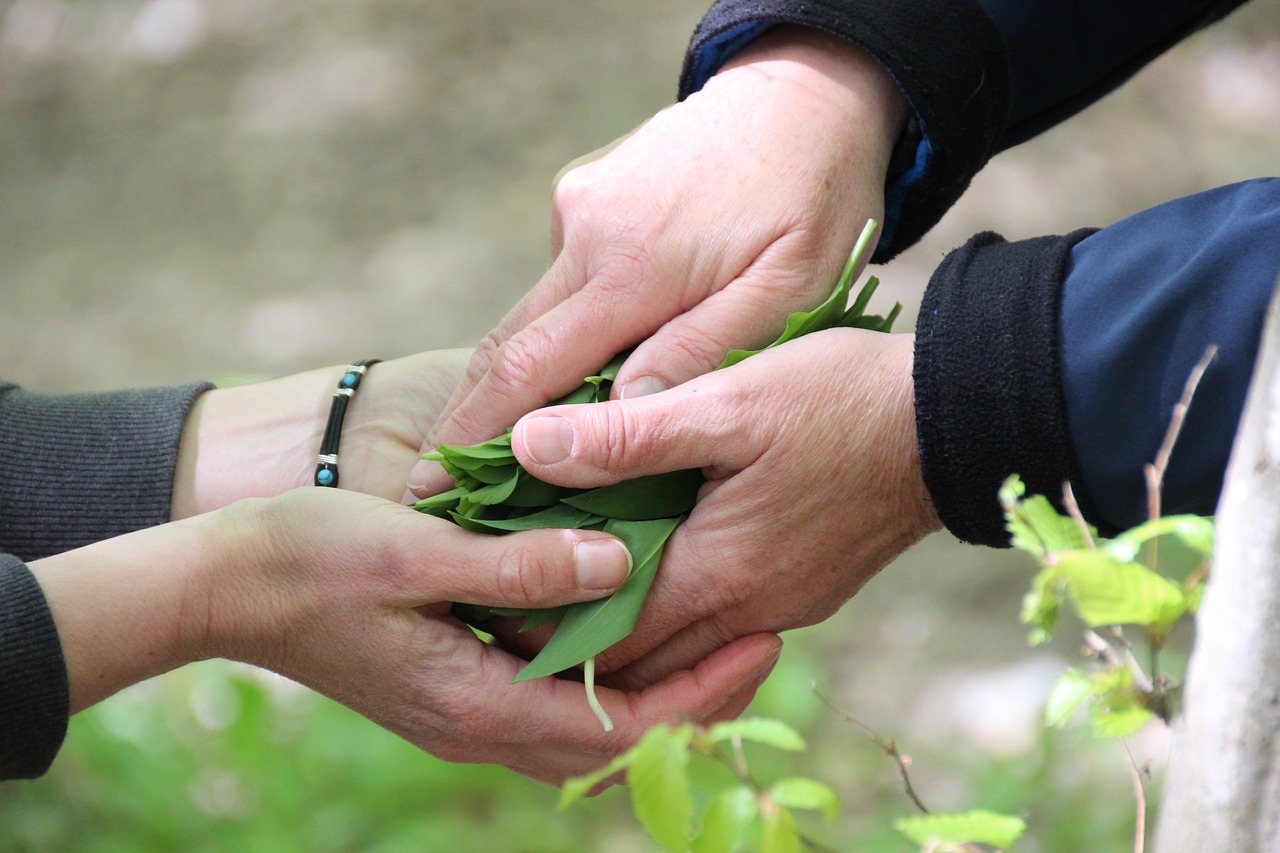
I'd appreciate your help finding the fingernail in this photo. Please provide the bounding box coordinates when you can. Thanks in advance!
[407,459,440,492]
[619,376,668,399]
[520,416,574,465]
[575,538,633,590]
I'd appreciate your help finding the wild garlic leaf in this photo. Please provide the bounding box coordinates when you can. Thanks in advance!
[562,470,704,520]
[510,517,681,682]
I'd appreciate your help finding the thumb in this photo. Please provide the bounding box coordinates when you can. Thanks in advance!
[510,376,765,488]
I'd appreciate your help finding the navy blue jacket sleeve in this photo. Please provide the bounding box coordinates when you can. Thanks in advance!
[916,179,1280,545]
[682,0,1250,259]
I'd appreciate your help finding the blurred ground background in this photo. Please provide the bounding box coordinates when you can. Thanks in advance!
[1,0,1277,850]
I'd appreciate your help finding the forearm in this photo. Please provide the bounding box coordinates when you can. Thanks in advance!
[0,382,211,561]
[27,516,222,713]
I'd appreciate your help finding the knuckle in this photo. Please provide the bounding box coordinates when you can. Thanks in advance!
[495,542,550,604]
[487,328,552,398]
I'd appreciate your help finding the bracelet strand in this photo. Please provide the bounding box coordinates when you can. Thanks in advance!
[314,359,381,488]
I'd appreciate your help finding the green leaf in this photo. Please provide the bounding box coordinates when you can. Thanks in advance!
[518,606,566,632]
[1000,475,1094,558]
[429,433,515,463]
[1020,567,1065,645]
[412,485,468,517]
[628,725,695,852]
[760,804,800,853]
[1044,668,1093,728]
[463,473,521,506]
[1105,514,1215,564]
[895,810,1027,849]
[1090,703,1154,739]
[559,748,637,809]
[503,471,580,507]
[1056,550,1188,629]
[562,469,704,520]
[706,718,806,752]
[768,778,839,821]
[691,786,757,853]
[511,517,681,681]
[449,503,598,533]
[717,220,894,371]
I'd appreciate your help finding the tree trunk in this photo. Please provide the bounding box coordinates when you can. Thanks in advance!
[1156,284,1280,851]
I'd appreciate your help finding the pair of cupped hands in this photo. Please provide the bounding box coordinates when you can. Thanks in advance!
[35,28,940,786]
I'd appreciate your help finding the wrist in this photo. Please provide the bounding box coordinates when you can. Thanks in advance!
[718,25,908,173]
[171,369,333,519]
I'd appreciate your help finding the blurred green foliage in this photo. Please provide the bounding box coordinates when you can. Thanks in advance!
[2,635,1151,852]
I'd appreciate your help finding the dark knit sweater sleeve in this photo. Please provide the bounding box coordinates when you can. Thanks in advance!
[913,230,1096,547]
[1,553,69,780]
[680,0,1011,261]
[0,381,212,562]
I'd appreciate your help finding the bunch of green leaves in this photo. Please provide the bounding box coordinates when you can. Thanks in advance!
[1000,475,1213,737]
[414,220,899,728]
[561,717,839,853]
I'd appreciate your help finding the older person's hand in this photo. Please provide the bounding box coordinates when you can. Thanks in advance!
[505,329,940,687]
[410,26,907,496]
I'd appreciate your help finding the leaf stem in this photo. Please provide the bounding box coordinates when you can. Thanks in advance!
[583,657,614,732]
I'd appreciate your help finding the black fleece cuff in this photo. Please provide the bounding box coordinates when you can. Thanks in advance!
[914,229,1097,547]
[0,381,213,561]
[680,0,1011,260]
[0,554,69,780]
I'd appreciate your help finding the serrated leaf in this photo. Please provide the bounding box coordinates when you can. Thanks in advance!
[1000,475,1093,558]
[562,469,704,520]
[511,517,681,681]
[769,778,839,821]
[629,725,695,851]
[1044,668,1093,728]
[1056,550,1188,629]
[560,748,638,809]
[1020,567,1065,645]
[691,786,757,853]
[760,804,800,853]
[1090,704,1154,739]
[1105,514,1215,564]
[895,810,1027,849]
[706,718,806,752]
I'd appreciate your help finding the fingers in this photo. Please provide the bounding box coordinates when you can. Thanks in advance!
[423,524,636,610]
[434,631,783,783]
[510,372,768,488]
[609,237,830,401]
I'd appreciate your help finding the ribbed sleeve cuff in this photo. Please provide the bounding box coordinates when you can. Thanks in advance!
[679,0,1011,260]
[1,554,69,780]
[913,229,1096,546]
[0,382,213,561]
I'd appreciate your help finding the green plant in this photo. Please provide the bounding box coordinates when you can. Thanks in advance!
[415,220,899,729]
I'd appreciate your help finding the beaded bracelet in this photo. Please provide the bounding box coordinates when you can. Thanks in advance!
[314,359,381,488]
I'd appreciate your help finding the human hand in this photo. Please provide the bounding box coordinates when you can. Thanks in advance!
[173,349,471,518]
[410,27,908,495]
[505,329,941,687]
[32,487,782,784]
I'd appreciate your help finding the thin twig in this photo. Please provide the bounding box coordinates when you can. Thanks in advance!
[1085,628,1154,694]
[1062,480,1096,548]
[811,683,930,815]
[1145,344,1219,524]
[1118,739,1150,853]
